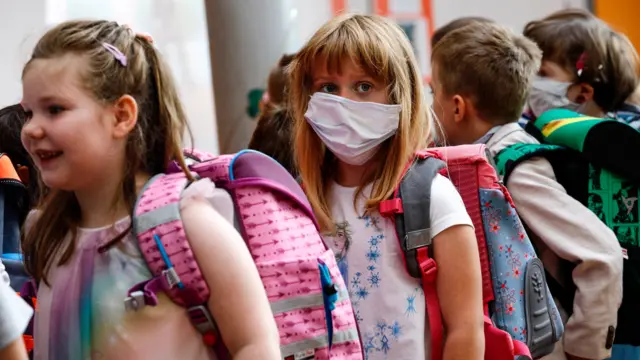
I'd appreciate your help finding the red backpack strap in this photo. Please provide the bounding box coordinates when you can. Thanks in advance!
[380,153,446,360]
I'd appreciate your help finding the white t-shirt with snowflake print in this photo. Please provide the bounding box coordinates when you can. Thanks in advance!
[323,174,473,360]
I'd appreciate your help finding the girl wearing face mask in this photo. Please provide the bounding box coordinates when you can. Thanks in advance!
[289,14,484,360]
[521,9,639,128]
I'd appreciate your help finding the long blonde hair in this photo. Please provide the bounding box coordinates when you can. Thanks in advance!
[289,14,431,232]
[22,20,192,284]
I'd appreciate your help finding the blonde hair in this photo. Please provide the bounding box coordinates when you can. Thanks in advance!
[22,20,192,284]
[289,14,430,232]
[524,9,639,112]
[432,21,542,123]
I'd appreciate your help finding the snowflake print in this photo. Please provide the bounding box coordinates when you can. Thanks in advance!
[390,321,402,340]
[517,232,526,242]
[351,272,362,288]
[368,272,381,287]
[368,234,384,247]
[363,319,403,356]
[360,215,382,231]
[356,287,370,300]
[490,221,501,233]
[367,265,376,272]
[405,294,417,316]
[512,267,521,279]
[366,248,381,263]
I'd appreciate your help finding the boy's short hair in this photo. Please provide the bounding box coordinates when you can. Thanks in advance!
[432,22,542,123]
[431,16,495,48]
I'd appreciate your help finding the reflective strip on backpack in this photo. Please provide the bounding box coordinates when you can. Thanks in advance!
[135,202,182,234]
[270,288,349,315]
[280,328,360,357]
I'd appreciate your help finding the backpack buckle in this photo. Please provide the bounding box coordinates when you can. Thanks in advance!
[187,305,217,335]
[419,258,438,283]
[124,291,146,312]
[380,198,403,217]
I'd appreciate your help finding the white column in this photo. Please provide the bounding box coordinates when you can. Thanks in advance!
[0,0,46,107]
[205,0,305,154]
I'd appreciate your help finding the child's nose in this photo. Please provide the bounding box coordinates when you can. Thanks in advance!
[22,120,44,140]
[338,89,359,102]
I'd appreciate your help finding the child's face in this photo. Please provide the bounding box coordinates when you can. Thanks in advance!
[21,54,122,192]
[311,58,388,104]
[537,60,588,106]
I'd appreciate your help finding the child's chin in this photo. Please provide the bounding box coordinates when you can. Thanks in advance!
[40,175,73,192]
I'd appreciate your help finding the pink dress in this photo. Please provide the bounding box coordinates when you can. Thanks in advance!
[33,179,233,360]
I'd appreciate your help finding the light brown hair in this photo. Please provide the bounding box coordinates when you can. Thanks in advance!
[248,54,297,176]
[524,9,639,112]
[432,21,542,123]
[22,20,192,284]
[431,16,495,48]
[289,14,430,232]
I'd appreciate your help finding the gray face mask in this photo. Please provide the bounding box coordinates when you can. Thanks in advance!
[528,76,583,118]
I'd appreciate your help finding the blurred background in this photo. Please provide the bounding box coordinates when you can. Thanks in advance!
[1,0,636,155]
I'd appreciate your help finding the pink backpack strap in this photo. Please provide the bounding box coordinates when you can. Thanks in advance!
[126,172,220,347]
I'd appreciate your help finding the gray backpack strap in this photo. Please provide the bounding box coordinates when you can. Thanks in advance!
[380,156,446,278]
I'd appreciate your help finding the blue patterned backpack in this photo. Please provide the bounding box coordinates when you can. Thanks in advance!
[379,144,564,359]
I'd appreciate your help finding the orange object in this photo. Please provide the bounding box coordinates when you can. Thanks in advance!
[0,154,21,182]
[331,0,346,15]
[595,0,640,54]
[23,335,34,352]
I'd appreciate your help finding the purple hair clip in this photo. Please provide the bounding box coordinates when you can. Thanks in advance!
[102,43,127,67]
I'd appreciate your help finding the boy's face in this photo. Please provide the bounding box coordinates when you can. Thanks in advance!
[430,64,463,145]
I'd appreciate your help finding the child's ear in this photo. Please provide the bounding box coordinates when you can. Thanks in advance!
[573,83,595,104]
[112,95,138,139]
[452,95,466,123]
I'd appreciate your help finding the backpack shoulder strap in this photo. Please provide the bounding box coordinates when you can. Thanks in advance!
[129,173,219,347]
[380,155,445,277]
[494,143,565,184]
[380,153,446,360]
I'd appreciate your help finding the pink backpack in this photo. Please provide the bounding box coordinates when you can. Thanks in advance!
[125,149,364,359]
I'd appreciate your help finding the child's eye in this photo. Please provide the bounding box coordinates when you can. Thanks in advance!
[355,82,373,93]
[320,84,338,93]
[48,105,65,115]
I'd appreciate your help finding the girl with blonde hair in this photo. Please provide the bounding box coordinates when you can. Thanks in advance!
[289,14,484,360]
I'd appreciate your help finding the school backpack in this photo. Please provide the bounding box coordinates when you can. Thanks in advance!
[494,108,640,350]
[379,144,564,360]
[126,149,364,359]
[0,153,35,355]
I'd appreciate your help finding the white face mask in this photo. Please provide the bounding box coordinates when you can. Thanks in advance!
[304,92,401,166]
[528,76,582,118]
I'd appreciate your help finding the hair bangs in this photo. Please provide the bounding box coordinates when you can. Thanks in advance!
[300,17,394,85]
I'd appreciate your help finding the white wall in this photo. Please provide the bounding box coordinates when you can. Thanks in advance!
[433,0,587,32]
[0,0,218,155]
[0,1,45,108]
